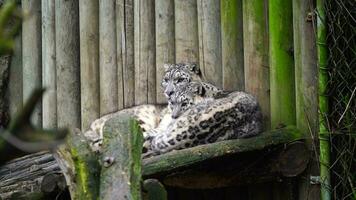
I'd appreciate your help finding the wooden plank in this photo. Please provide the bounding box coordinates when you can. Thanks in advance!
[8,34,22,118]
[22,0,42,127]
[55,0,80,128]
[155,0,175,104]
[134,0,156,105]
[79,0,100,130]
[174,0,199,63]
[269,0,295,128]
[99,0,118,115]
[293,1,320,200]
[243,0,270,129]
[41,0,56,129]
[197,0,222,86]
[115,1,124,110]
[221,0,244,91]
[100,115,143,200]
[143,126,304,176]
[116,0,135,108]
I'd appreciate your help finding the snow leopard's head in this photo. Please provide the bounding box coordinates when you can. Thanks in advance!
[161,63,202,100]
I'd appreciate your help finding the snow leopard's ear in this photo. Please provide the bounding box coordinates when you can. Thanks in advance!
[163,63,173,71]
[188,63,201,76]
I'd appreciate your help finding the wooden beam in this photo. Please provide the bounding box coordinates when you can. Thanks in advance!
[55,0,80,128]
[143,126,304,176]
[79,0,100,130]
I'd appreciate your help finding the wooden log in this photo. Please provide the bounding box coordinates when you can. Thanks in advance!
[293,1,320,200]
[269,0,295,128]
[99,0,118,115]
[116,0,135,108]
[79,0,100,130]
[22,0,42,127]
[100,114,143,200]
[143,126,304,176]
[155,0,175,104]
[134,0,156,105]
[221,0,244,91]
[197,0,222,87]
[55,0,80,129]
[160,142,309,189]
[67,129,101,199]
[174,0,199,63]
[243,0,270,129]
[8,32,22,119]
[41,0,56,129]
[0,152,63,199]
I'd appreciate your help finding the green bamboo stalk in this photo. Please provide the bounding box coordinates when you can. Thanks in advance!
[317,0,331,199]
[269,0,295,128]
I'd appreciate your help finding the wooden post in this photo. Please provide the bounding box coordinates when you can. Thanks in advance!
[55,0,80,128]
[116,0,135,108]
[99,0,118,115]
[197,0,222,87]
[221,0,244,91]
[293,1,320,199]
[79,0,100,130]
[42,0,56,129]
[175,0,199,63]
[155,0,175,104]
[243,0,270,129]
[8,33,22,118]
[134,0,156,105]
[269,0,295,128]
[100,115,143,200]
[22,0,42,127]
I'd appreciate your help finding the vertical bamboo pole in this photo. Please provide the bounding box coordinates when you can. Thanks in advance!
[243,0,270,129]
[55,0,80,128]
[116,0,135,108]
[221,0,244,91]
[42,0,56,129]
[197,0,222,86]
[269,0,295,128]
[134,0,155,105]
[22,0,42,127]
[317,0,330,199]
[155,0,175,104]
[175,0,199,63]
[99,0,118,115]
[293,1,320,200]
[79,0,100,130]
[8,33,22,118]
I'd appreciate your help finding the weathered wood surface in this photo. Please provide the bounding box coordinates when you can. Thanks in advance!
[293,1,320,200]
[161,142,309,189]
[55,0,80,128]
[79,0,100,130]
[134,0,156,105]
[174,0,199,63]
[41,0,56,129]
[143,179,168,200]
[221,0,244,91]
[269,0,295,129]
[155,0,175,104]
[197,0,222,87]
[99,0,118,116]
[116,0,135,108]
[0,152,63,199]
[100,114,143,200]
[22,0,42,127]
[243,0,270,129]
[8,34,22,118]
[143,126,304,176]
